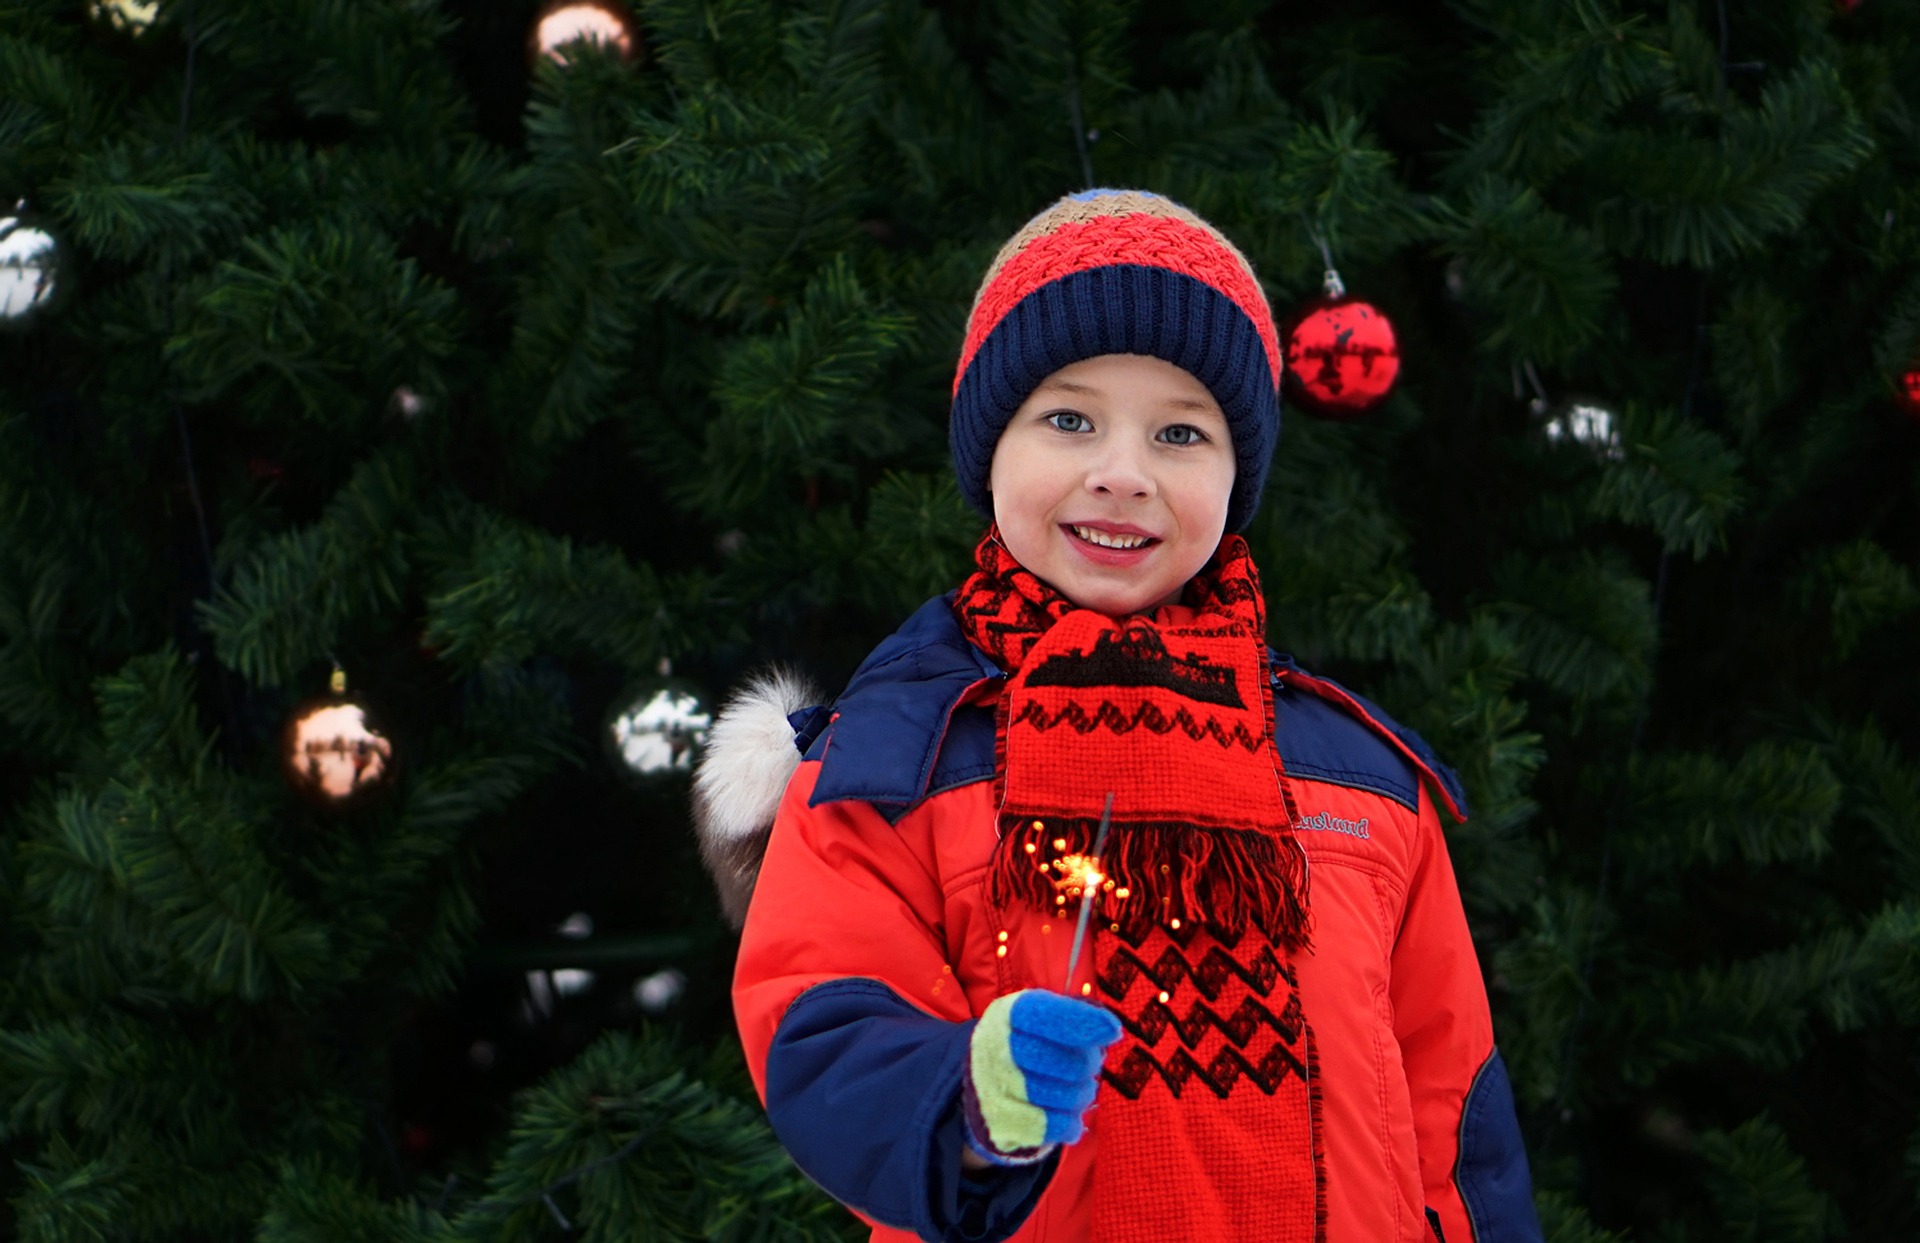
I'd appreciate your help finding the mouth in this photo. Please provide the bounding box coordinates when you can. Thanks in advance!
[1065,524,1159,553]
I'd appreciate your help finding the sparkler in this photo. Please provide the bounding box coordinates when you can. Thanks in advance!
[1063,793,1114,994]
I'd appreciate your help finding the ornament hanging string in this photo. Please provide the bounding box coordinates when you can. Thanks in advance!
[1302,219,1345,299]
[1515,359,1550,413]
[1067,80,1096,190]
[164,0,244,747]
[177,0,199,139]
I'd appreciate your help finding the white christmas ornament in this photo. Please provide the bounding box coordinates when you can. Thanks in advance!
[611,685,710,776]
[551,968,595,997]
[634,967,688,1014]
[1543,402,1625,462]
[0,212,58,323]
[90,0,159,31]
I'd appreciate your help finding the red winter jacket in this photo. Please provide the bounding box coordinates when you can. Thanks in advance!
[731,597,1541,1243]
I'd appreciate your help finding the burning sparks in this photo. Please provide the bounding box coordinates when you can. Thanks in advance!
[1050,852,1106,898]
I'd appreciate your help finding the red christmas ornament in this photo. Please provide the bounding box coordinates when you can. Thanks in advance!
[1898,366,1920,422]
[1282,273,1400,420]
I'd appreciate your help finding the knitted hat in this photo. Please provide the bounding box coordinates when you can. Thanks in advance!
[950,189,1282,533]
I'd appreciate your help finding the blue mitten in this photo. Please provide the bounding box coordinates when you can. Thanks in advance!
[963,989,1123,1165]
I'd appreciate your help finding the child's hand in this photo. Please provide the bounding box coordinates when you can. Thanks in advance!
[962,989,1122,1164]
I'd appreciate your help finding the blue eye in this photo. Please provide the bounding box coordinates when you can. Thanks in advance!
[1160,424,1207,446]
[1046,411,1092,433]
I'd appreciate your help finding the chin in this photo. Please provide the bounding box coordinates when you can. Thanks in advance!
[1057,579,1174,618]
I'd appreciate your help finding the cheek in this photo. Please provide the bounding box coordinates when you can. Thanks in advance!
[1185,458,1235,536]
[987,451,1037,540]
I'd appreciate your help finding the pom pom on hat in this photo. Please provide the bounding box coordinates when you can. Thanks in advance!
[950,189,1282,533]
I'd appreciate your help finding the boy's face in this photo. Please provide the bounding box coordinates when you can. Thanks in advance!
[988,353,1235,617]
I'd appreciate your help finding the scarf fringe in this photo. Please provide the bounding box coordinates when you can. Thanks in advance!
[990,813,1311,951]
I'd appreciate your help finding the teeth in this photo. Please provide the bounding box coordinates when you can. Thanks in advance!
[1072,525,1150,550]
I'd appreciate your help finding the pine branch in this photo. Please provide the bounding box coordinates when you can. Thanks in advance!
[1532,1189,1628,1243]
[277,0,465,135]
[17,652,331,1003]
[1695,1114,1840,1243]
[1493,883,1614,1109]
[1270,105,1424,263]
[1618,742,1841,876]
[446,1031,856,1242]
[258,1158,439,1243]
[11,1135,122,1243]
[1592,402,1746,560]
[985,0,1136,163]
[0,32,106,186]
[44,138,247,269]
[1587,61,1873,268]
[165,218,464,426]
[1812,717,1920,898]
[1491,549,1656,714]
[1445,1,1670,185]
[1792,539,1920,660]
[199,451,418,689]
[1378,616,1546,914]
[420,509,716,674]
[1431,177,1617,366]
[689,257,915,517]
[1708,281,1798,437]
[499,219,650,447]
[0,550,98,759]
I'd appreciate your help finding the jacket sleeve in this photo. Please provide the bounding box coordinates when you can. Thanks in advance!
[733,761,1053,1243]
[1391,787,1544,1243]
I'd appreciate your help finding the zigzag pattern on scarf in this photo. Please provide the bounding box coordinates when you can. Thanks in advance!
[1119,994,1304,1049]
[1096,939,1286,1002]
[1104,1038,1308,1101]
[1009,698,1267,751]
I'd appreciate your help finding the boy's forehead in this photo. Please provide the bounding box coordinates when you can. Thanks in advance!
[1029,356,1226,416]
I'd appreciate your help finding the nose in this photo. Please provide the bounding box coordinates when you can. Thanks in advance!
[1085,438,1153,499]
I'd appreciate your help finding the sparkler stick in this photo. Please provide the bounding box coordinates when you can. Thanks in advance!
[1063,793,1114,994]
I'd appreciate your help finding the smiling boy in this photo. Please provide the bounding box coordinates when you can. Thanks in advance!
[704,190,1542,1243]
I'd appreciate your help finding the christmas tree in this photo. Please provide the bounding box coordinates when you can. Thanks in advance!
[2,0,1917,1239]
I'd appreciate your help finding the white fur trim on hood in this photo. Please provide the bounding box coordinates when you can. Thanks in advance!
[692,667,823,927]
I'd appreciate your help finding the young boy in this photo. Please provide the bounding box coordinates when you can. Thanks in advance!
[697,190,1541,1243]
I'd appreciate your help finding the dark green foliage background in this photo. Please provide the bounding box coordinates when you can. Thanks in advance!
[1,0,1917,1238]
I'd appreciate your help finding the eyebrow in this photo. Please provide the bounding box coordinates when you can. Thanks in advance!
[1034,379,1219,413]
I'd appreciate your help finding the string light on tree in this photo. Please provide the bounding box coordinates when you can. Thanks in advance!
[1282,270,1400,420]
[388,385,427,421]
[0,208,60,325]
[282,667,396,805]
[529,0,640,66]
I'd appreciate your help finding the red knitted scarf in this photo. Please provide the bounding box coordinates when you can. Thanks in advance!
[954,531,1324,1243]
